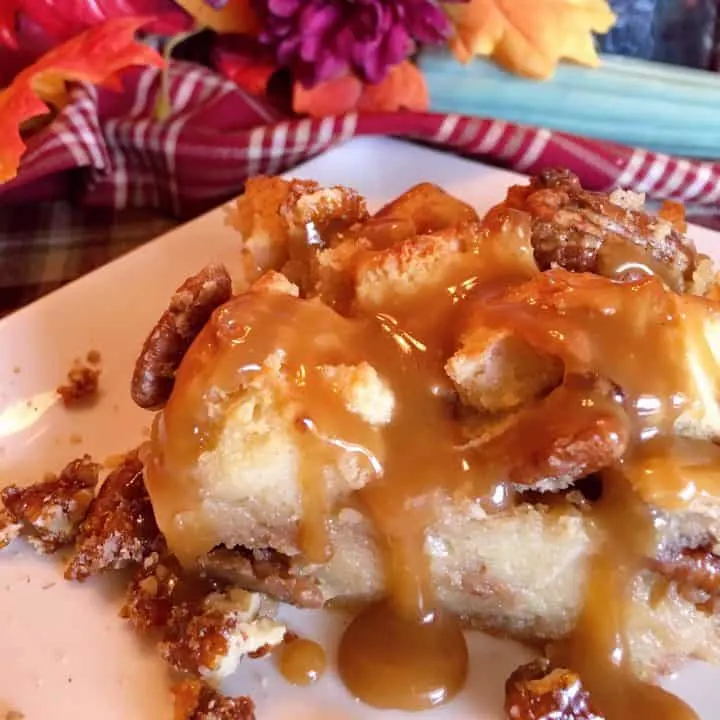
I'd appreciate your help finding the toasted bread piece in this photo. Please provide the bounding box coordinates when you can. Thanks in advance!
[373,182,478,234]
[446,326,563,413]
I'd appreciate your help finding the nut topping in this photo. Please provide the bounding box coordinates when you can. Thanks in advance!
[505,658,604,720]
[131,264,232,410]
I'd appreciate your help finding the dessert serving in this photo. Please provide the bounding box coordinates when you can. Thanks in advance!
[3,168,720,719]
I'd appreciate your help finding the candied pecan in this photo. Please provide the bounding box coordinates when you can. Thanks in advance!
[131,264,232,410]
[172,679,255,720]
[505,658,604,720]
[121,551,182,634]
[650,545,720,598]
[1,456,100,553]
[504,168,698,292]
[65,451,161,580]
[57,363,100,407]
[160,588,285,679]
[0,507,22,550]
[478,375,629,493]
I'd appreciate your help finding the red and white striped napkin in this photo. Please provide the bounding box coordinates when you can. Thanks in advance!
[2,61,720,224]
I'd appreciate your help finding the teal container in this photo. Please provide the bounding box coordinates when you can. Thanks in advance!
[418,48,720,159]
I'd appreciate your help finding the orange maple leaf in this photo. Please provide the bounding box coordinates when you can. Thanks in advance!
[173,0,259,34]
[0,16,164,183]
[444,0,616,79]
[293,62,429,118]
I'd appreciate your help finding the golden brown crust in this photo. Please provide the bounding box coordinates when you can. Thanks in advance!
[57,363,101,407]
[281,181,368,235]
[505,658,604,720]
[131,264,233,410]
[172,679,255,720]
[1,456,100,553]
[373,182,478,234]
[65,451,161,580]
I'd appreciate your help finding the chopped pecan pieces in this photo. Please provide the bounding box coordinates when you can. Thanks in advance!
[502,168,698,292]
[172,679,255,720]
[161,587,286,680]
[505,658,604,720]
[123,547,284,684]
[57,363,100,407]
[1,456,100,553]
[650,545,720,598]
[0,508,22,549]
[121,551,182,633]
[65,451,161,580]
[131,264,233,411]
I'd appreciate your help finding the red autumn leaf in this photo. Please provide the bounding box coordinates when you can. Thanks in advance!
[357,61,429,113]
[0,0,191,50]
[213,36,278,96]
[292,62,429,118]
[0,4,19,49]
[0,16,164,183]
[293,75,364,117]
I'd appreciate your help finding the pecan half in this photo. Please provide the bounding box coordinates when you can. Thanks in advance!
[504,169,698,292]
[505,658,604,720]
[650,545,720,598]
[132,264,232,410]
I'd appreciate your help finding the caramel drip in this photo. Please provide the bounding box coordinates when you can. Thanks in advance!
[471,270,708,718]
[145,204,720,717]
[552,467,698,720]
[277,638,327,686]
[146,294,385,563]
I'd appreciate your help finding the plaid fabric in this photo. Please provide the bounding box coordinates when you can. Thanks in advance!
[2,60,720,314]
[0,203,176,315]
[5,61,720,213]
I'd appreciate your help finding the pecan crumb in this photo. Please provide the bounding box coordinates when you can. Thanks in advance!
[0,508,22,550]
[505,658,604,720]
[65,450,161,580]
[86,349,102,365]
[131,264,232,411]
[172,679,255,720]
[57,363,100,407]
[1,456,100,553]
[121,551,182,634]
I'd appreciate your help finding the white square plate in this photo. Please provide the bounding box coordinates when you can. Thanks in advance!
[0,137,717,719]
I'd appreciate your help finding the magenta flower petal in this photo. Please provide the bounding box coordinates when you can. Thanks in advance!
[251,0,451,87]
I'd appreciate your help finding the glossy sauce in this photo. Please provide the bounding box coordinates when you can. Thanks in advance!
[277,638,327,686]
[145,204,720,717]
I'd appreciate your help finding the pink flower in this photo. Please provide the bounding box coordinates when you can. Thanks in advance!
[251,0,454,87]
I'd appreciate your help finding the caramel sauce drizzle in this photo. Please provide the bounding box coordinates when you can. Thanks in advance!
[145,207,720,718]
[277,637,327,686]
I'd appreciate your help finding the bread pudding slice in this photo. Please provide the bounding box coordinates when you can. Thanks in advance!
[135,173,720,716]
